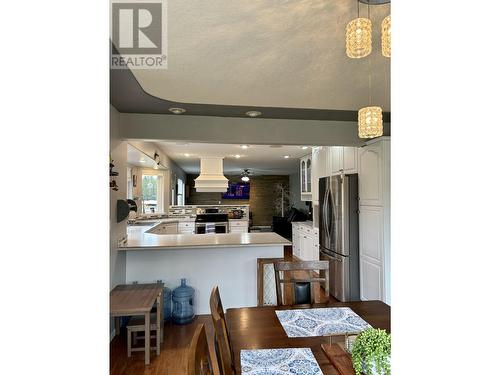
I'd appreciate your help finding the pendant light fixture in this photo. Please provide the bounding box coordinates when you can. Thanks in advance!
[358,4,383,139]
[346,1,372,59]
[347,1,391,58]
[381,15,391,57]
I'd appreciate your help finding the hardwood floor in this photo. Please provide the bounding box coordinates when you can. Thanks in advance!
[110,246,336,375]
[110,315,216,375]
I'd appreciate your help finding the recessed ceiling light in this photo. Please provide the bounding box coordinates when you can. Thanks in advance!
[169,107,186,114]
[234,154,241,158]
[184,153,190,157]
[245,111,262,118]
[139,160,146,163]
[284,155,291,159]
[301,146,309,150]
[240,145,250,149]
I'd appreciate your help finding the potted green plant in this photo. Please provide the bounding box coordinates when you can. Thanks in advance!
[351,328,391,375]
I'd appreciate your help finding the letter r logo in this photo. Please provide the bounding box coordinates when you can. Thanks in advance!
[112,3,162,55]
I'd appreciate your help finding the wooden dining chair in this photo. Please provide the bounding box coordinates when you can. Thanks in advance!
[274,260,329,306]
[187,324,215,375]
[209,286,235,375]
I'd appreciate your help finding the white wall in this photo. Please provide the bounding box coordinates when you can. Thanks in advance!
[109,105,127,337]
[110,105,127,287]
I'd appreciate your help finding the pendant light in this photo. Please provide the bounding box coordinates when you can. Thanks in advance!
[381,15,391,57]
[358,106,383,138]
[358,5,383,139]
[346,1,372,58]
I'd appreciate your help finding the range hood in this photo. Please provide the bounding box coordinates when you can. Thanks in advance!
[194,157,229,192]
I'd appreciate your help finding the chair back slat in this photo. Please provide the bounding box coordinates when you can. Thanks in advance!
[187,324,214,375]
[209,286,235,375]
[274,260,329,306]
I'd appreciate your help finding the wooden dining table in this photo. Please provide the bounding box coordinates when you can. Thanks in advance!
[226,300,390,375]
[110,283,164,365]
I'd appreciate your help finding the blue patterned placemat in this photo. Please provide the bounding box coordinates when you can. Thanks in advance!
[275,307,371,337]
[241,348,323,374]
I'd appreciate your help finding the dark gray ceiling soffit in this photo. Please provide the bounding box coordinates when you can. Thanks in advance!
[110,42,391,123]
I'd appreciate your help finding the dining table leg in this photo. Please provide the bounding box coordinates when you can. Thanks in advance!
[145,312,150,365]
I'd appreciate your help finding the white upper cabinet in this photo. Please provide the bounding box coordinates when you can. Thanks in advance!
[358,140,390,206]
[328,146,343,174]
[325,146,358,175]
[300,154,312,201]
[342,147,358,173]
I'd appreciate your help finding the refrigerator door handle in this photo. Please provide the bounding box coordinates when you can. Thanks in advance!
[324,184,331,242]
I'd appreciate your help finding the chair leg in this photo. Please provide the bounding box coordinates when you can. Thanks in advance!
[127,330,132,358]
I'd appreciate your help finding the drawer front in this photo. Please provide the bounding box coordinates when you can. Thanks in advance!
[230,227,248,233]
[230,221,248,227]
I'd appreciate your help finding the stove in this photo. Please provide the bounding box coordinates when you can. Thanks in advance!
[195,213,229,234]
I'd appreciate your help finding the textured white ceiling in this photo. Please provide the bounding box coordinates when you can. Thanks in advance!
[123,0,390,111]
[157,142,313,175]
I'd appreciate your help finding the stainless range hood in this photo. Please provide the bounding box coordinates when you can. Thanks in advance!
[194,157,229,192]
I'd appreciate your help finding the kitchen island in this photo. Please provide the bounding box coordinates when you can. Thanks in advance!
[119,226,290,314]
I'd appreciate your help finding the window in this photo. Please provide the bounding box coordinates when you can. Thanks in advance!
[142,173,164,213]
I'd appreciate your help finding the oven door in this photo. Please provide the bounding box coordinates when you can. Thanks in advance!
[195,223,228,234]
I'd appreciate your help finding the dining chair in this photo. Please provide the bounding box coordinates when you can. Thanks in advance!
[209,286,235,375]
[187,324,215,375]
[274,260,329,306]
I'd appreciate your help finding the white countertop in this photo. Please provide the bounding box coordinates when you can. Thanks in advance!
[121,226,290,250]
[292,221,315,228]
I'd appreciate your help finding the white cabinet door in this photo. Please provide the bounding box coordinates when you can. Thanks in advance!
[300,158,307,193]
[358,143,383,206]
[311,148,320,204]
[300,154,312,201]
[359,259,384,301]
[359,206,384,301]
[303,234,314,261]
[292,226,300,258]
[342,147,358,173]
[329,147,343,174]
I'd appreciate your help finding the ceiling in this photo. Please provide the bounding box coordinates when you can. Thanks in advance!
[111,0,390,121]
[156,142,312,175]
[127,144,167,169]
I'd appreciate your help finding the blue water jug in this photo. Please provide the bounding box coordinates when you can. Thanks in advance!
[156,280,172,322]
[172,278,195,325]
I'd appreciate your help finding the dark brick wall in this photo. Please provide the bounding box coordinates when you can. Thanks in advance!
[185,174,290,226]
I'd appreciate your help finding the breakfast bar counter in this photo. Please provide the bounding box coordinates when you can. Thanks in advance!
[120,227,290,314]
[120,226,291,250]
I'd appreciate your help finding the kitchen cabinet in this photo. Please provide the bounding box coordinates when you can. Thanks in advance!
[342,147,358,173]
[292,223,319,261]
[326,146,358,175]
[358,143,384,206]
[300,154,312,201]
[177,221,195,234]
[229,220,248,233]
[358,137,390,304]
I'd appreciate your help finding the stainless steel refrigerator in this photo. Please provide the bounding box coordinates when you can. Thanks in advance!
[319,174,360,302]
